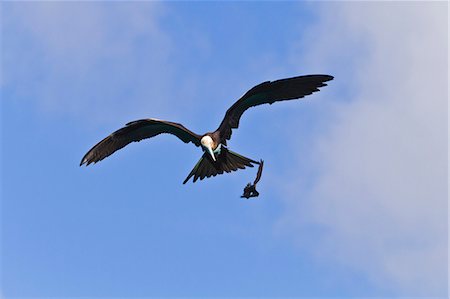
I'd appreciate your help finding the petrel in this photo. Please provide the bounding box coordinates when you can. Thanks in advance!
[80,75,333,184]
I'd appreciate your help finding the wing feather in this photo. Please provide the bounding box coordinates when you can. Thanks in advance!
[81,118,201,166]
[217,75,333,140]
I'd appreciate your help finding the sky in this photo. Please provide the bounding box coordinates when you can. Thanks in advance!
[1,1,448,298]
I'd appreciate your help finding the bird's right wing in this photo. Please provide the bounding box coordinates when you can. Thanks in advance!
[80,118,202,166]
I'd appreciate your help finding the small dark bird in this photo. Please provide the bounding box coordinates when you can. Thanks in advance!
[80,75,333,184]
[241,160,264,199]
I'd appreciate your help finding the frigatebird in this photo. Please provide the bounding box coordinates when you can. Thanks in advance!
[80,75,333,184]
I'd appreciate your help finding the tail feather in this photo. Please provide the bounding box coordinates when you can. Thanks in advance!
[227,157,239,171]
[183,156,203,184]
[223,160,231,173]
[183,148,258,184]
[234,156,247,169]
[229,154,246,170]
[233,153,255,167]
[195,160,206,182]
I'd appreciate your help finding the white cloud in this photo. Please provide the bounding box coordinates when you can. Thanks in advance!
[278,2,448,296]
[2,2,180,126]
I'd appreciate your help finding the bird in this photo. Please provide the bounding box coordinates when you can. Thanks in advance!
[241,160,264,199]
[80,74,333,184]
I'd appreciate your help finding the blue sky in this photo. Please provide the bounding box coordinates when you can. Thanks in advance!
[1,1,448,298]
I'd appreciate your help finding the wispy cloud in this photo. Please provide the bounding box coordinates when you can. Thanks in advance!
[278,2,448,296]
[2,2,181,126]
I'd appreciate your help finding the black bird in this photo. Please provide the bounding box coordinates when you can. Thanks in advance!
[80,75,333,184]
[241,160,264,199]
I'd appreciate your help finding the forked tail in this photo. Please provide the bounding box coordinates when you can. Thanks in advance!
[183,148,258,184]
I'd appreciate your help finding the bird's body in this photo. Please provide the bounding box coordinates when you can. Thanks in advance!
[241,160,264,199]
[80,75,333,184]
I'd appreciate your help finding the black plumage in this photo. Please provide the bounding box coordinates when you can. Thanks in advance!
[80,119,201,166]
[183,148,257,184]
[241,160,264,199]
[80,74,333,184]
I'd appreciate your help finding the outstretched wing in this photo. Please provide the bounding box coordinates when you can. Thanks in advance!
[217,75,334,141]
[80,118,202,166]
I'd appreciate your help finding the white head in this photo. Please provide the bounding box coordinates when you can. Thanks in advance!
[200,135,216,162]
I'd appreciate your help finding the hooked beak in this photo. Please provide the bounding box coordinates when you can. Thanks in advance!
[206,146,216,162]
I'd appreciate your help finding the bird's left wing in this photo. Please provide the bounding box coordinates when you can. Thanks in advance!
[80,118,202,166]
[216,75,334,141]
